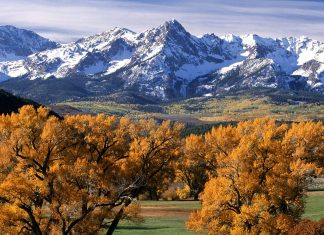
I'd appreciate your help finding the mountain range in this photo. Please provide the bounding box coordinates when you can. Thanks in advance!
[0,20,323,104]
[0,25,58,63]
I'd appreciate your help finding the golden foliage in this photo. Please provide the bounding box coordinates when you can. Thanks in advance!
[186,118,324,235]
[0,106,182,234]
[288,218,324,235]
[176,134,209,200]
[0,106,322,234]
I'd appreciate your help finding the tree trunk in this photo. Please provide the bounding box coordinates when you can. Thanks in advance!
[193,191,199,201]
[155,190,160,201]
[149,189,154,200]
[32,226,43,235]
[21,205,42,235]
[149,187,159,200]
[106,202,130,235]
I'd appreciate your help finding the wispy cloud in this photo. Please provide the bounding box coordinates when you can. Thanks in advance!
[1,0,324,42]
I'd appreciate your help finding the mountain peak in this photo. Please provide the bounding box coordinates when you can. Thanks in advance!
[221,34,241,43]
[0,25,35,36]
[0,25,18,31]
[0,25,58,62]
[163,19,181,26]
[241,34,277,47]
[0,22,323,102]
[111,27,135,35]
[141,19,190,48]
[161,19,186,33]
[0,25,51,40]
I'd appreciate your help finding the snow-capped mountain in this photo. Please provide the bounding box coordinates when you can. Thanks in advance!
[0,20,323,102]
[0,25,58,62]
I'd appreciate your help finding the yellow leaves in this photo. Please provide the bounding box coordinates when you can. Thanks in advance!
[187,117,324,235]
[122,203,144,223]
[289,218,324,235]
[186,212,201,230]
[128,119,181,162]
[234,195,268,229]
[0,106,321,234]
[0,105,184,234]
[282,121,324,167]
[176,184,191,199]
[0,203,28,234]
[290,159,317,177]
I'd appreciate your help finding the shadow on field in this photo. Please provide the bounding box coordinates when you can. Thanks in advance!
[117,226,169,230]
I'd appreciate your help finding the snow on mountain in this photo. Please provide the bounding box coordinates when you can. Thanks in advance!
[0,20,323,101]
[0,27,137,80]
[0,25,58,62]
[197,33,324,95]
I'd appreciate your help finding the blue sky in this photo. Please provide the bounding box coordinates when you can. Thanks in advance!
[1,0,324,42]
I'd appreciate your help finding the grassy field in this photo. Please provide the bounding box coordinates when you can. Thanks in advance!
[303,192,324,220]
[57,90,324,234]
[58,90,324,124]
[115,201,199,235]
[114,193,324,235]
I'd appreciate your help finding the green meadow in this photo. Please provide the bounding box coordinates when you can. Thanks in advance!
[114,193,324,235]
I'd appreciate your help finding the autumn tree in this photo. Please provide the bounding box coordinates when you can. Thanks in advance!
[144,165,176,200]
[187,118,323,235]
[103,118,183,234]
[176,134,209,200]
[288,218,324,235]
[282,121,324,168]
[176,125,234,200]
[0,106,183,234]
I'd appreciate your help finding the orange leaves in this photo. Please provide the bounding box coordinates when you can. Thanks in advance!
[282,121,324,168]
[0,105,183,234]
[187,117,323,234]
[177,134,210,200]
[0,106,322,234]
[289,218,324,235]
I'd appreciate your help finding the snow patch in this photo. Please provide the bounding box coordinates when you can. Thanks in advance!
[219,61,244,74]
[0,60,28,78]
[143,45,163,61]
[83,61,107,75]
[203,93,213,97]
[298,49,318,65]
[106,58,131,74]
[105,47,133,74]
[176,61,220,81]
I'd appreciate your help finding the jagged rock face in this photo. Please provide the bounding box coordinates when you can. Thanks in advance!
[0,20,323,102]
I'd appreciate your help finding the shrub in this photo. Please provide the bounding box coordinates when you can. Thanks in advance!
[161,188,179,201]
[289,219,324,235]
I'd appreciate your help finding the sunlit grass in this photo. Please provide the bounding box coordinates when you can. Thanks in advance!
[304,192,324,221]
[62,94,324,123]
[112,194,324,235]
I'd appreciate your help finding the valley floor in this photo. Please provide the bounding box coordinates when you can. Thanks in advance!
[56,90,324,125]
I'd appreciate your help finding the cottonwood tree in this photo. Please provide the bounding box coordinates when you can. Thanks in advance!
[288,218,324,235]
[187,118,323,235]
[103,118,183,234]
[0,106,183,234]
[176,134,209,200]
[144,165,176,200]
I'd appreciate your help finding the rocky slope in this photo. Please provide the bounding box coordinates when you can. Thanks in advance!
[0,25,58,61]
[0,20,323,103]
[0,25,59,82]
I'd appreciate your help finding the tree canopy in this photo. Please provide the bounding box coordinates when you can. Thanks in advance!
[0,106,323,234]
[186,118,324,235]
[0,106,183,234]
